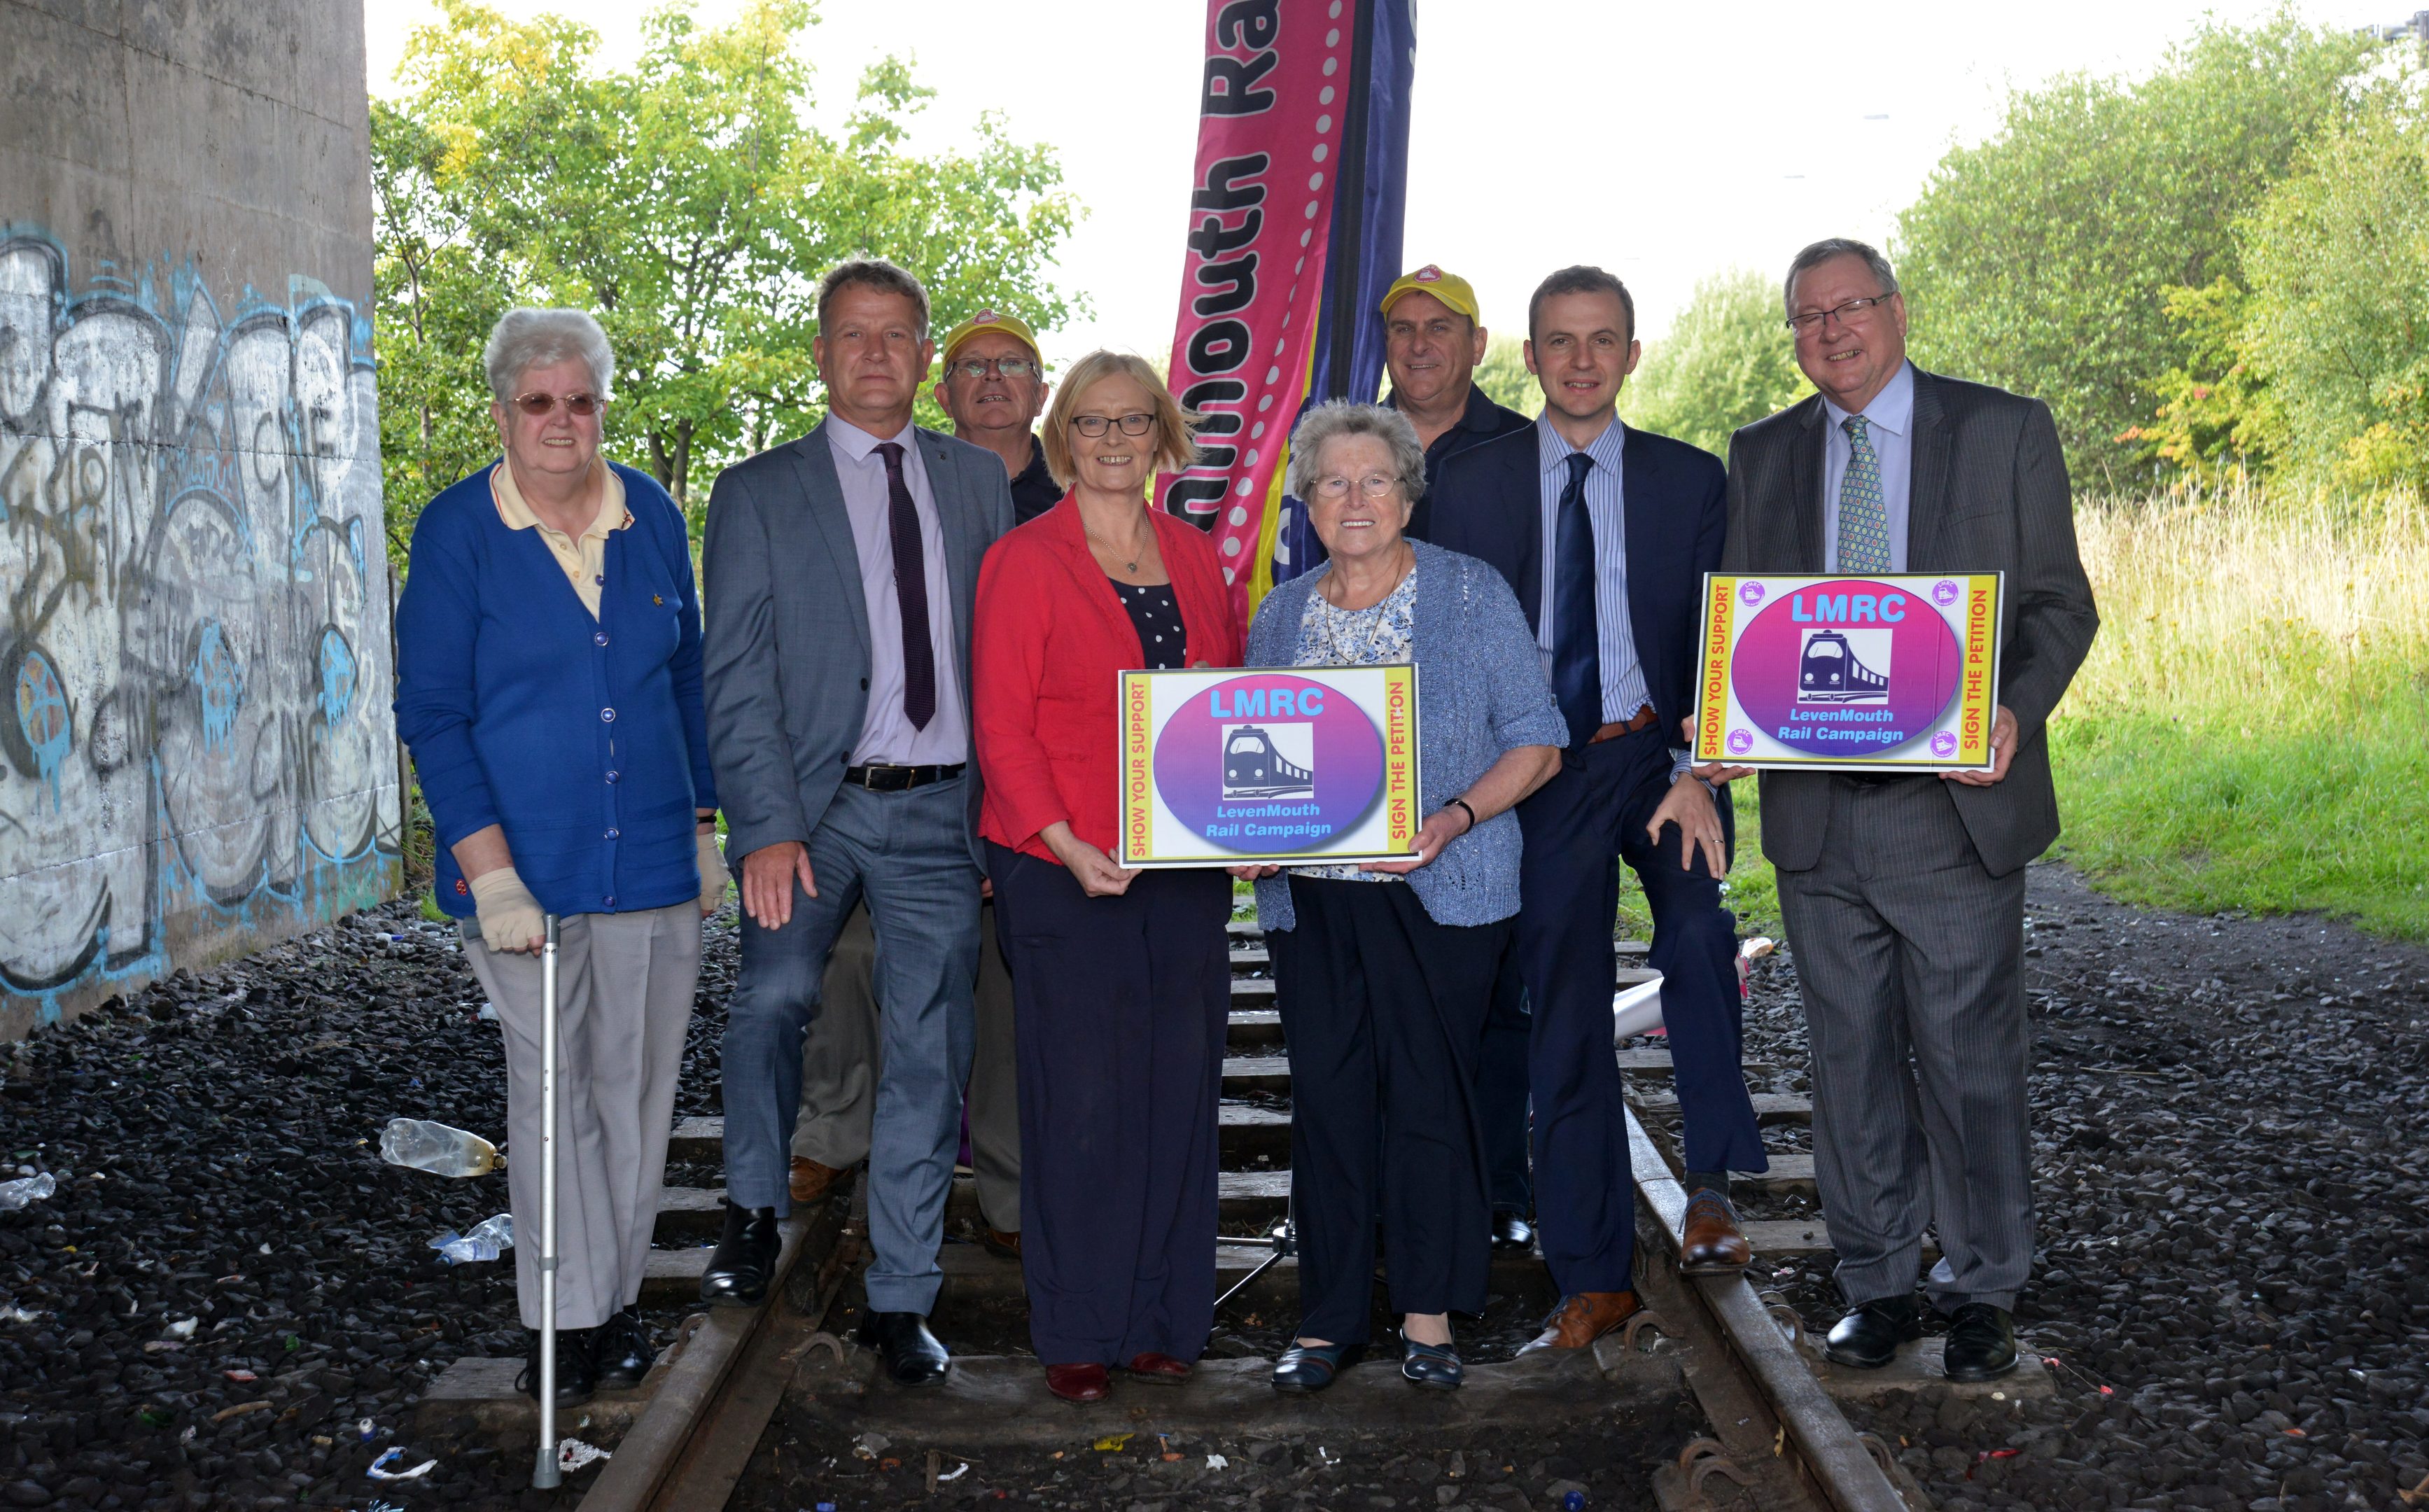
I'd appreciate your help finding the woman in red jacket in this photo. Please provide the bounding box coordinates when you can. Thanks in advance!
[972,349,1242,1404]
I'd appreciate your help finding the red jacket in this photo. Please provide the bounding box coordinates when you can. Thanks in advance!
[974,496,1243,862]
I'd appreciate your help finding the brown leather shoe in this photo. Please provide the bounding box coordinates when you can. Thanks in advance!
[1679,1189,1752,1275]
[983,1228,1022,1260]
[1126,1351,1190,1382]
[1044,1362,1110,1401]
[1516,1291,1642,1354]
[789,1156,845,1205]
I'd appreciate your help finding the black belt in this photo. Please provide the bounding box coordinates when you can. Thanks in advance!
[844,762,965,792]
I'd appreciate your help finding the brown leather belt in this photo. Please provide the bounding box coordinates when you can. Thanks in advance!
[1586,705,1662,744]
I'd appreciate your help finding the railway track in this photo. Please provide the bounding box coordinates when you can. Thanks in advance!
[423,917,2021,1509]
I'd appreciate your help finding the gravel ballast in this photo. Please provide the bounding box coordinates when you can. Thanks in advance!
[3,864,2425,1511]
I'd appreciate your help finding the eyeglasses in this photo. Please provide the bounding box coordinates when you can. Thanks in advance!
[1784,296,1893,334]
[1070,412,1156,438]
[512,391,603,416]
[1312,472,1400,500]
[951,356,1041,380]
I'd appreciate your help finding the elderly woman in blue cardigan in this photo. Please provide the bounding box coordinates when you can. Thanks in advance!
[393,308,722,1408]
[1233,402,1565,1394]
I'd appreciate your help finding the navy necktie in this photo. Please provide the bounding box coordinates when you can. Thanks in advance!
[875,442,936,731]
[1552,451,1602,748]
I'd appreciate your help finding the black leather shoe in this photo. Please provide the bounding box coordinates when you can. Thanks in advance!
[591,1306,654,1390]
[1823,1295,1923,1369]
[699,1201,780,1308]
[1271,1340,1364,1393]
[1400,1339,1463,1391]
[1490,1210,1535,1252]
[517,1326,594,1407]
[1940,1303,2018,1382]
[858,1310,951,1385]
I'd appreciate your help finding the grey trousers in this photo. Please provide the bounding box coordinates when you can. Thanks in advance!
[791,898,1021,1232]
[1773,776,2032,1313]
[461,903,699,1330]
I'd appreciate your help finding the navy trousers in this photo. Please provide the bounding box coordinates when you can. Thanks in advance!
[1474,944,1532,1217]
[986,844,1231,1368]
[1516,725,1765,1296]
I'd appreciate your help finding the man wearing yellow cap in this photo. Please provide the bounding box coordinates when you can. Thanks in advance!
[1386,265,1538,1256]
[1383,265,1532,542]
[933,309,1060,524]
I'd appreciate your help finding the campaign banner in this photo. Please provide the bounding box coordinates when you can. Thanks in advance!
[1118,664,1420,867]
[1693,573,2004,771]
[1157,1,1417,625]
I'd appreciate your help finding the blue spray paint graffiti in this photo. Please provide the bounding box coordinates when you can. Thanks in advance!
[0,229,399,1030]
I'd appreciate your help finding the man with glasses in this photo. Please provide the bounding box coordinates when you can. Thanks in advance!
[1430,267,1770,1355]
[1707,237,2098,1382]
[701,258,1016,1386]
[934,309,1060,523]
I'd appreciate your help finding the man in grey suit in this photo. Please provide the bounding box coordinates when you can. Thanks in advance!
[701,258,1014,1383]
[1707,238,2098,1382]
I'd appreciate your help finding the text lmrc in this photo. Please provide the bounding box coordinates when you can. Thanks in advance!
[1792,592,1910,624]
[1209,687,1326,718]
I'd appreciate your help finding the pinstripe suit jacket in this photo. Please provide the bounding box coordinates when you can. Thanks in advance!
[1721,368,2099,878]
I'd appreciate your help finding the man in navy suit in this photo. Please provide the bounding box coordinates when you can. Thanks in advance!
[1426,266,1765,1353]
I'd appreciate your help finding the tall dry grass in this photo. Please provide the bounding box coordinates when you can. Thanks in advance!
[2051,483,2429,936]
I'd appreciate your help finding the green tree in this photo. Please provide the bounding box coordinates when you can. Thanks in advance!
[1620,269,1805,456]
[2237,104,2429,491]
[372,0,1084,550]
[1893,13,2379,484]
[1471,332,1544,419]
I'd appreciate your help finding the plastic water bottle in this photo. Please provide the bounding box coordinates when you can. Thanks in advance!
[0,1173,54,1212]
[379,1119,500,1177]
[430,1212,514,1264]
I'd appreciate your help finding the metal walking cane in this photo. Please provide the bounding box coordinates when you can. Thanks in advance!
[531,914,563,1490]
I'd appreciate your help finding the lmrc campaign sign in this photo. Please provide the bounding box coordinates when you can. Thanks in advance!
[1119,666,1420,867]
[1693,573,2004,772]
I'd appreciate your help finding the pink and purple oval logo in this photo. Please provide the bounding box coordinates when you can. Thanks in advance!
[1152,673,1385,854]
[1730,579,1961,757]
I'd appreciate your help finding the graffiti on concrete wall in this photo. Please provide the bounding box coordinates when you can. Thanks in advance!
[0,228,399,1029]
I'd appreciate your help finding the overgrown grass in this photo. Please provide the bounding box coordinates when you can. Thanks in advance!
[2051,484,2429,939]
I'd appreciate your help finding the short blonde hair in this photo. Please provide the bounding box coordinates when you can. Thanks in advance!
[1040,351,1199,489]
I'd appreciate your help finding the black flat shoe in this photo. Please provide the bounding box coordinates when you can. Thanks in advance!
[1400,1339,1463,1391]
[591,1306,654,1390]
[1271,1340,1364,1394]
[1490,1211,1535,1252]
[699,1201,780,1308]
[517,1326,594,1407]
[858,1310,951,1385]
[1940,1303,2018,1382]
[1823,1295,1923,1369]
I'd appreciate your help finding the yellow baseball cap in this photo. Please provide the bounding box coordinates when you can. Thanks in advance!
[939,308,1042,366]
[1380,265,1480,321]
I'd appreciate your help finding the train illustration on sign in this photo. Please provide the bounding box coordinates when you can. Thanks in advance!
[1222,724,1315,799]
[1797,630,1892,703]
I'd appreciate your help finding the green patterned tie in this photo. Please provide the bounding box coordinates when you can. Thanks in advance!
[1836,414,1890,573]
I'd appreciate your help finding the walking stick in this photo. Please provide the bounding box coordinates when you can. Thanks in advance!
[531,914,563,1490]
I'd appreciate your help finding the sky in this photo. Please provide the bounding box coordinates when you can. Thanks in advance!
[362,0,2402,363]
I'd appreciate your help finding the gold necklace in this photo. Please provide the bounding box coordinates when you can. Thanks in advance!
[1321,541,1413,610]
[1085,514,1154,575]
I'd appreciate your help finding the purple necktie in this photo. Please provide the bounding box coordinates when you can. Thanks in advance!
[874,442,936,731]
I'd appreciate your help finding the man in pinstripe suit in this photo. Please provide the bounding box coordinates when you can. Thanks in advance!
[1707,238,2099,1382]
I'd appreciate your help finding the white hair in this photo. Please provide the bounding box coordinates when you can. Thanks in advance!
[1284,401,1428,504]
[483,307,615,405]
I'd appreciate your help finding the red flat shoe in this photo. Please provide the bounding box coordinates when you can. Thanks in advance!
[1044,1362,1110,1401]
[1126,1352,1191,1382]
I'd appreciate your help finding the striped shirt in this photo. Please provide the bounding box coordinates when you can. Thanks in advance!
[1533,414,1651,724]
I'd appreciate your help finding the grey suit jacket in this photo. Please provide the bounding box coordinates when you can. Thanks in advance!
[1721,368,2099,878]
[701,419,1016,868]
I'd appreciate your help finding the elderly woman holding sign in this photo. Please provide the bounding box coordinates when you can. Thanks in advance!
[1233,401,1564,1394]
[971,350,1242,1403]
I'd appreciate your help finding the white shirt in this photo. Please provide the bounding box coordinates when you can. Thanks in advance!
[1821,360,1916,573]
[825,416,968,766]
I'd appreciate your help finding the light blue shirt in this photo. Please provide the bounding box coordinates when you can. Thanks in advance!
[1534,414,1652,725]
[1821,360,1915,573]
